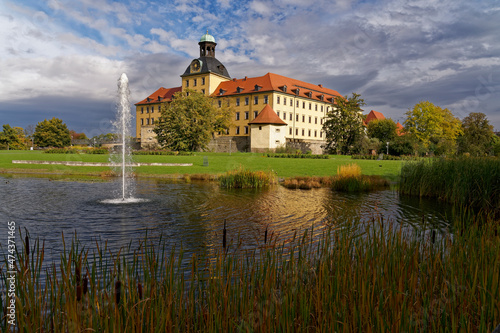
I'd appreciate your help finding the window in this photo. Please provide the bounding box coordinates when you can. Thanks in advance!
[236,98,240,106]
[302,115,305,122]
[141,107,144,114]
[245,111,249,120]
[193,79,197,87]
[303,102,305,109]
[289,113,292,121]
[320,131,323,138]
[315,104,318,111]
[283,112,286,119]
[296,100,299,107]
[284,97,287,105]
[201,89,205,94]
[321,106,323,112]
[289,127,293,135]
[218,100,222,107]
[259,126,262,130]
[151,118,154,124]
[321,118,324,125]
[186,80,189,87]
[236,112,240,120]
[277,96,280,104]
[236,126,240,135]
[314,130,317,137]
[146,118,150,125]
[308,129,311,137]
[290,99,293,106]
[302,129,305,136]
[254,111,258,119]
[295,128,298,136]
[309,103,312,110]
[146,107,149,113]
[315,117,318,124]
[276,128,280,133]
[244,126,249,134]
[245,97,249,105]
[277,111,280,118]
[202,77,205,85]
[264,95,268,104]
[151,106,154,112]
[296,114,299,122]
[254,96,258,104]
[309,116,312,123]
[186,91,189,96]
[141,118,144,125]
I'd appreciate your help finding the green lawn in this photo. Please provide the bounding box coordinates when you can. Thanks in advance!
[0,150,403,181]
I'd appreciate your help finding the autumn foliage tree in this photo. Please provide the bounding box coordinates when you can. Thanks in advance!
[403,101,462,155]
[154,90,232,151]
[457,112,495,156]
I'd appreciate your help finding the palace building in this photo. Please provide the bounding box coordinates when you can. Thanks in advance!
[135,32,343,153]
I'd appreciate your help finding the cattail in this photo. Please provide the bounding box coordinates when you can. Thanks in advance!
[223,219,227,249]
[264,226,268,245]
[138,282,143,300]
[115,280,121,305]
[76,286,82,302]
[83,276,88,295]
[25,235,30,258]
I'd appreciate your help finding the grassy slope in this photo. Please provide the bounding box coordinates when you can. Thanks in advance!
[0,151,403,181]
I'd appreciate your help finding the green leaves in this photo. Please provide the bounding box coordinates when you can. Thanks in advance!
[33,117,71,148]
[154,90,232,151]
[322,93,365,155]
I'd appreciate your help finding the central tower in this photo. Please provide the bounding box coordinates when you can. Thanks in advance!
[181,32,231,96]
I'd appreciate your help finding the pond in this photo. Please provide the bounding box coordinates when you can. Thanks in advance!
[0,174,453,265]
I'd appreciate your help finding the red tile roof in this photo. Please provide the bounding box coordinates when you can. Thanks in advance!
[248,104,287,126]
[396,122,405,136]
[135,86,182,105]
[213,72,342,103]
[364,110,386,125]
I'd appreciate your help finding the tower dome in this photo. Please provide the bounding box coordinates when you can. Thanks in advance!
[200,31,215,43]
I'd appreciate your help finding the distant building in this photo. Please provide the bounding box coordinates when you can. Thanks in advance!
[135,32,343,153]
[364,110,405,136]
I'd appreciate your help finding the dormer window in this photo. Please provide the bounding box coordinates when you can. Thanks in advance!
[158,96,163,102]
[236,87,243,93]
[219,88,226,95]
[254,84,262,91]
[295,88,300,95]
[280,85,287,92]
[146,97,151,102]
[320,95,324,101]
[308,91,312,98]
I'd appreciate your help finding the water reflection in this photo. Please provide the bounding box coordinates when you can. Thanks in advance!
[0,175,452,265]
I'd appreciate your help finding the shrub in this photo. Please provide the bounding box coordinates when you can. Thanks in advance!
[219,167,277,189]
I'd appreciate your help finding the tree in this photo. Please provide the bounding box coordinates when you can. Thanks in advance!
[69,130,88,140]
[0,124,26,150]
[322,93,365,154]
[367,118,398,144]
[457,112,494,156]
[33,118,71,148]
[154,90,232,151]
[403,101,462,155]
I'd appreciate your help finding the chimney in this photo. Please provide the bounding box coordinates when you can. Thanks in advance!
[244,76,247,81]
[318,84,323,88]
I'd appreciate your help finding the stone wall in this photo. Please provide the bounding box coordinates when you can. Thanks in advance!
[207,136,250,153]
[286,139,325,155]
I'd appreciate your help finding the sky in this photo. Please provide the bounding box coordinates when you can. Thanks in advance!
[1,0,499,137]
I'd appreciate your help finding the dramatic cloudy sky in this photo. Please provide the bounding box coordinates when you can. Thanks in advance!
[1,0,499,136]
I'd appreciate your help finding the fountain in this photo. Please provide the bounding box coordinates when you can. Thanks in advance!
[102,73,146,204]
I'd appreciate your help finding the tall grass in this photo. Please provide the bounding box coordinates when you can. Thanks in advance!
[399,157,500,214]
[331,163,390,192]
[219,167,277,189]
[2,216,499,332]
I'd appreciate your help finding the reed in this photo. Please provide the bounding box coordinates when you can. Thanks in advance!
[2,215,499,332]
[331,163,390,192]
[219,167,277,189]
[399,157,500,214]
